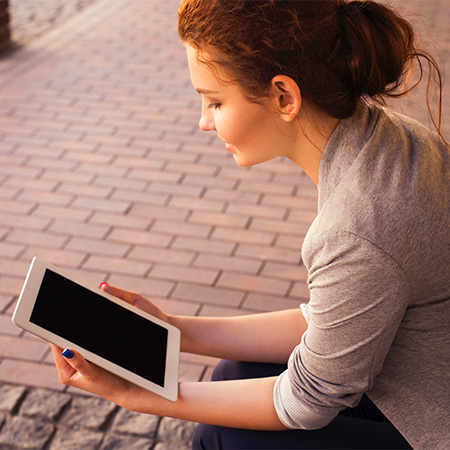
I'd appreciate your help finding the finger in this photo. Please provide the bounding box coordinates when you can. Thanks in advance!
[50,343,77,382]
[60,347,92,376]
[100,282,157,315]
[100,282,141,306]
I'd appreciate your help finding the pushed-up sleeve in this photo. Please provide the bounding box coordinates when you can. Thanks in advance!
[273,231,411,429]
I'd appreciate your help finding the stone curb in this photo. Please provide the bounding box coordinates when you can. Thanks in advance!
[0,382,196,449]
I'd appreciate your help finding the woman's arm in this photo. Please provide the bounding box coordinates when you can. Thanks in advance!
[170,310,307,364]
[51,345,287,430]
[102,283,308,364]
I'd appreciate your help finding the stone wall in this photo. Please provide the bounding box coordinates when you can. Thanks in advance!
[0,0,10,51]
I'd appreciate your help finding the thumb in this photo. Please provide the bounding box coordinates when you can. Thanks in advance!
[60,347,93,378]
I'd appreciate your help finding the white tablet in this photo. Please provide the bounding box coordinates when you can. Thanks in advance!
[12,257,180,402]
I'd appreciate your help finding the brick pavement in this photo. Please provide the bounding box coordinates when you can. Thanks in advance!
[9,0,100,45]
[0,0,448,448]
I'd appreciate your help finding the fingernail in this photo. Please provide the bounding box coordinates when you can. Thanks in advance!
[99,282,108,289]
[62,348,74,359]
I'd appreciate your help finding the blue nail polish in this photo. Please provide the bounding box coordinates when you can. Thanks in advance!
[62,348,74,359]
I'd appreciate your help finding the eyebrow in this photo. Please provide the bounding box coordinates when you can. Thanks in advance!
[196,88,219,95]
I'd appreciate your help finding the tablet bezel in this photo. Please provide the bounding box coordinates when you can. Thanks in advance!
[12,257,180,402]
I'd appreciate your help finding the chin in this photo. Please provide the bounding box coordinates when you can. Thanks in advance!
[233,154,270,168]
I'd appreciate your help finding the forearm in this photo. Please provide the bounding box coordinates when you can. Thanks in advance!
[121,376,287,431]
[168,308,307,364]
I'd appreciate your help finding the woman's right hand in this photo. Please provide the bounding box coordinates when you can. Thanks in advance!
[100,282,169,324]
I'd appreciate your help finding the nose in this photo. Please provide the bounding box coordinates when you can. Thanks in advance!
[199,105,216,132]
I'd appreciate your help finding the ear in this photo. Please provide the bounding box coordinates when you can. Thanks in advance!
[270,75,301,122]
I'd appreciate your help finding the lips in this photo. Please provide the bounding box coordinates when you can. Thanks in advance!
[225,142,235,152]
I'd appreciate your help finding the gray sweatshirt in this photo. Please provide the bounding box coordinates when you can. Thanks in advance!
[273,101,450,449]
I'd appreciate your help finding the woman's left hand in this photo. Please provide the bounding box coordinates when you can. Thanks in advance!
[50,344,136,405]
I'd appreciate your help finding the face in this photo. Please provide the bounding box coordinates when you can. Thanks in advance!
[186,45,290,167]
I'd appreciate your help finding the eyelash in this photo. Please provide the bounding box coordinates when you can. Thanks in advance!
[208,103,221,110]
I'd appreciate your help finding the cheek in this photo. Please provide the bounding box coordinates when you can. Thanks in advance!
[219,106,270,148]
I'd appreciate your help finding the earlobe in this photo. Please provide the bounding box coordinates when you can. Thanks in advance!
[271,75,301,122]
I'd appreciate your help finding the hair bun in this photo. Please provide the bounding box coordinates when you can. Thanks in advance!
[331,0,414,98]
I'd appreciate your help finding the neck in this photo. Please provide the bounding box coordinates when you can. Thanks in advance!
[287,111,340,185]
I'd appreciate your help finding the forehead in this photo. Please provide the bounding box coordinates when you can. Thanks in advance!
[186,45,232,92]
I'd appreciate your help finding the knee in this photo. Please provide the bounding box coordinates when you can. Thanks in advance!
[210,359,239,382]
[192,423,220,450]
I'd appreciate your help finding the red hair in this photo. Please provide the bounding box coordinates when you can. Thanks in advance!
[178,0,443,136]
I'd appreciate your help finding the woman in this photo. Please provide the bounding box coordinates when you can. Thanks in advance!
[51,1,449,448]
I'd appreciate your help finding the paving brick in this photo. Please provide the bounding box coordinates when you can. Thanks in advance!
[262,261,309,282]
[212,227,274,245]
[0,293,14,312]
[48,219,111,239]
[172,283,245,307]
[250,217,310,236]
[235,243,301,264]
[0,312,22,336]
[198,304,253,317]
[152,220,212,239]
[32,204,91,222]
[56,182,113,199]
[204,187,261,204]
[169,197,226,213]
[82,255,151,277]
[217,272,291,297]
[150,264,219,286]
[0,242,25,259]
[0,199,35,215]
[147,181,204,198]
[243,293,302,312]
[193,253,262,275]
[274,234,305,251]
[21,248,86,269]
[0,275,24,296]
[108,229,172,248]
[111,191,169,208]
[5,229,68,249]
[1,212,51,233]
[151,297,201,317]
[71,196,131,214]
[129,246,195,266]
[0,335,49,361]
[0,360,63,390]
[189,211,248,228]
[64,237,130,258]
[105,274,174,299]
[289,282,310,301]
[89,211,152,230]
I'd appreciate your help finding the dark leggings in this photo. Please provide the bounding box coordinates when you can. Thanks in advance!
[192,360,412,449]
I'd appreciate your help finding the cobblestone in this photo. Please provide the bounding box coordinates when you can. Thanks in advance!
[0,382,196,449]
[110,408,160,436]
[59,396,118,430]
[0,383,27,412]
[49,427,104,450]
[19,388,71,420]
[0,415,55,449]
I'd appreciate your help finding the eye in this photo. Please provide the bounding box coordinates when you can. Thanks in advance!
[208,103,221,110]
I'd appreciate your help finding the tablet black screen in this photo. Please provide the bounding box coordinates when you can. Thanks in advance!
[30,269,167,387]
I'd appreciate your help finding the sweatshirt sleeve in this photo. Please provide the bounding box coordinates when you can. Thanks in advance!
[273,231,411,429]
